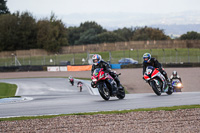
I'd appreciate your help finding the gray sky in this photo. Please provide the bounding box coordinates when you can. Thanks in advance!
[7,0,200,28]
[7,0,200,14]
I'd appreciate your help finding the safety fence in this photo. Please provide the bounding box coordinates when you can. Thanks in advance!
[0,48,199,67]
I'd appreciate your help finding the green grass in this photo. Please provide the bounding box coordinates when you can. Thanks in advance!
[0,48,200,66]
[0,104,199,121]
[0,82,17,99]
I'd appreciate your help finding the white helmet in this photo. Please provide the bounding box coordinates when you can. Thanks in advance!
[92,54,102,65]
[172,71,177,77]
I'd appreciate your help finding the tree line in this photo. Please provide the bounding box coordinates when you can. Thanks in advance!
[1,1,200,52]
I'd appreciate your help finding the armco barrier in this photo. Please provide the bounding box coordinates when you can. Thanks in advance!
[67,65,92,71]
[0,63,199,72]
[121,64,142,69]
[0,65,45,72]
[110,64,121,69]
[121,63,200,69]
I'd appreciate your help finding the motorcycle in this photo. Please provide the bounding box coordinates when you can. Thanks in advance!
[69,78,74,86]
[171,79,183,92]
[91,68,125,100]
[143,66,173,96]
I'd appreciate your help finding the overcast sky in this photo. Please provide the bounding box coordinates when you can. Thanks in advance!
[7,0,200,14]
[7,0,200,28]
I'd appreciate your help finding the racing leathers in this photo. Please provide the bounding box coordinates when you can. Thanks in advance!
[91,60,121,88]
[170,75,182,83]
[143,57,169,83]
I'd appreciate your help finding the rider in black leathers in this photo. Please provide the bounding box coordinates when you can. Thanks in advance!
[142,53,170,84]
[91,54,121,88]
[170,71,182,83]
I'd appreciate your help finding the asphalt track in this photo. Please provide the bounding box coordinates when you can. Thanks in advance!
[0,78,200,118]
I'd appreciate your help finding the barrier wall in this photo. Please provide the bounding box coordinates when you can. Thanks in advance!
[121,63,200,69]
[47,66,60,72]
[47,66,68,72]
[110,64,121,69]
[67,65,92,71]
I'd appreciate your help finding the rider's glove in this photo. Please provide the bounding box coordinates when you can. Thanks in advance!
[158,67,163,71]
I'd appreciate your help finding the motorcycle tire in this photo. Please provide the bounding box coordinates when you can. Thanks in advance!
[174,88,181,92]
[117,86,125,99]
[98,83,110,101]
[150,81,161,96]
[166,86,173,95]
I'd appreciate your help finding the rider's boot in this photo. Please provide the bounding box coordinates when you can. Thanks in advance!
[115,77,121,88]
[166,77,172,88]
[162,71,171,86]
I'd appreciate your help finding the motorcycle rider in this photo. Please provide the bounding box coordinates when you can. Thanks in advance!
[77,81,83,92]
[91,54,121,89]
[68,75,74,86]
[142,53,170,84]
[170,71,182,83]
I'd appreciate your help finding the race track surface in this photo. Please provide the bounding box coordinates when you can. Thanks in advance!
[0,78,200,118]
[1,67,200,93]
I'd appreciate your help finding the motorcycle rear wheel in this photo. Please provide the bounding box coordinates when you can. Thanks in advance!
[166,86,173,95]
[117,86,125,99]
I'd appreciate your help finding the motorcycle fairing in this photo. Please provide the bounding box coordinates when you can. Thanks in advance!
[147,67,168,92]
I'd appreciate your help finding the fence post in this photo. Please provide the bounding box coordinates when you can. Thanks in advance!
[73,53,75,65]
[54,54,57,65]
[44,56,46,65]
[150,49,152,55]
[129,48,133,58]
[137,50,139,63]
[109,51,112,64]
[175,49,178,63]
[162,49,165,63]
[169,50,171,63]
[188,48,190,63]
[199,48,200,63]
[29,55,31,65]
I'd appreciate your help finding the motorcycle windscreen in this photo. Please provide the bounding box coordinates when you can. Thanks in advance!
[145,66,154,75]
[93,68,102,76]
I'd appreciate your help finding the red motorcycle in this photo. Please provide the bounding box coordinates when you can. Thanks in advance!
[143,66,173,96]
[68,77,74,86]
[91,68,125,100]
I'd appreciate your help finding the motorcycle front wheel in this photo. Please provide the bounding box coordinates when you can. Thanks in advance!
[150,80,161,96]
[98,83,110,101]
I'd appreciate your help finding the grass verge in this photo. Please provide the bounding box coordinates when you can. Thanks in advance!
[0,83,17,99]
[0,104,199,121]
